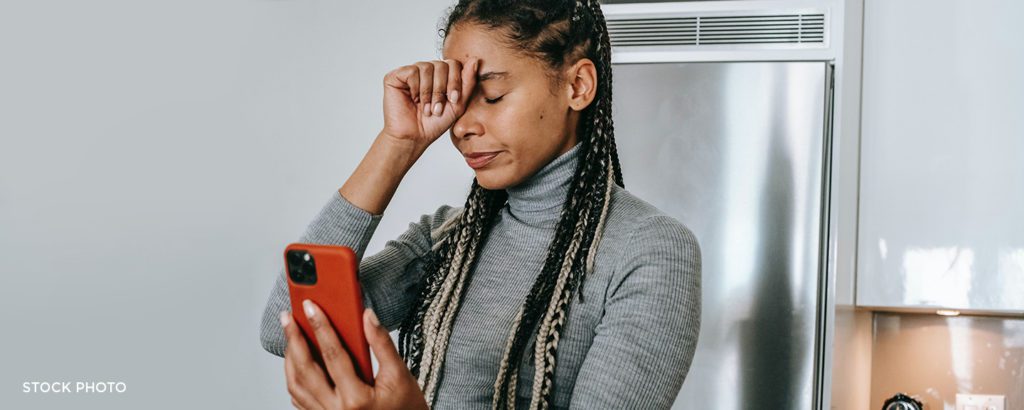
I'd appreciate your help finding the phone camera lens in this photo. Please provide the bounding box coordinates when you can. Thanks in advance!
[287,249,317,285]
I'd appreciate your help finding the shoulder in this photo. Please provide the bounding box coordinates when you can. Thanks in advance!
[423,203,464,244]
[603,184,700,258]
[423,202,463,226]
[599,184,702,300]
[381,202,464,251]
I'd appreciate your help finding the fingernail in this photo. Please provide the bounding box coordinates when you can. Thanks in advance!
[303,299,315,318]
[449,90,459,103]
[367,309,380,327]
[423,103,431,116]
[279,311,290,327]
[433,102,442,115]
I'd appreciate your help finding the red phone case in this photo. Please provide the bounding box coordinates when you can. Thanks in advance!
[284,243,374,385]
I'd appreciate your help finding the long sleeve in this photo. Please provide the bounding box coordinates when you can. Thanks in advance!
[567,215,702,409]
[258,189,461,357]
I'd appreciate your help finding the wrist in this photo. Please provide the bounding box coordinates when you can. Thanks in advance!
[376,131,428,169]
[380,130,428,154]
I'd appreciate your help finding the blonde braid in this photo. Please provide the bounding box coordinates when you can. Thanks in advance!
[418,192,484,395]
[423,219,485,398]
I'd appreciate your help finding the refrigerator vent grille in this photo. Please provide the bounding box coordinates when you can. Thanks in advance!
[607,13,825,47]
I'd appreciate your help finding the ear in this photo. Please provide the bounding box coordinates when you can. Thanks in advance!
[565,58,598,112]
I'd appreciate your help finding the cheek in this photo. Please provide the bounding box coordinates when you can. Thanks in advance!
[478,99,561,185]
[502,105,558,159]
[535,100,567,134]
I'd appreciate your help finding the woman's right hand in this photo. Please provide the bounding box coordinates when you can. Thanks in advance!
[381,58,480,150]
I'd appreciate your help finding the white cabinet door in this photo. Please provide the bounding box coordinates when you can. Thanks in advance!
[857,0,1024,313]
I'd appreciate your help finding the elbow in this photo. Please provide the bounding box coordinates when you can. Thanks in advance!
[259,308,286,358]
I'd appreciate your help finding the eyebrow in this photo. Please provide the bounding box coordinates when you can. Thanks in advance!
[478,71,511,82]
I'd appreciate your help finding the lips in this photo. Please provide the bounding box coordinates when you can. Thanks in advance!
[464,151,501,169]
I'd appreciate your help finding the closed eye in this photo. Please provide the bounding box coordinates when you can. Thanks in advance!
[485,95,504,104]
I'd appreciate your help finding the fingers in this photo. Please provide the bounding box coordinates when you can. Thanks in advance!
[415,62,433,116]
[405,65,420,105]
[301,300,366,398]
[429,60,449,116]
[363,308,405,376]
[281,311,331,410]
[445,58,462,105]
[285,366,316,409]
[461,57,479,109]
[284,352,332,409]
[285,356,323,410]
[386,65,420,105]
[388,58,476,119]
[281,311,316,371]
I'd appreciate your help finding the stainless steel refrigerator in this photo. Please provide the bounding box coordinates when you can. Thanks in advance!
[604,3,844,407]
[612,60,832,410]
[611,54,834,410]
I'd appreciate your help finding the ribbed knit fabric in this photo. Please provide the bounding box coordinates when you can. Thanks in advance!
[259,143,702,409]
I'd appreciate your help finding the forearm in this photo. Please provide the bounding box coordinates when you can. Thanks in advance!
[339,131,427,216]
[261,132,436,356]
[260,190,385,356]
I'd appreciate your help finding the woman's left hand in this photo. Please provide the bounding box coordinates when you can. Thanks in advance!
[279,301,429,410]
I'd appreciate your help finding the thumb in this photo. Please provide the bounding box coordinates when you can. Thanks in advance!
[363,308,404,374]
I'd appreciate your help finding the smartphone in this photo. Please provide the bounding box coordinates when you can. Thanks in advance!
[284,243,374,385]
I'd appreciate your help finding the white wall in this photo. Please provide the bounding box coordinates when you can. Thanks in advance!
[0,1,470,408]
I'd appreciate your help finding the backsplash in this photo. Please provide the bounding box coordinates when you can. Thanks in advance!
[870,312,1024,409]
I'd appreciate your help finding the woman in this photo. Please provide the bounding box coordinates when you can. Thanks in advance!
[260,1,701,409]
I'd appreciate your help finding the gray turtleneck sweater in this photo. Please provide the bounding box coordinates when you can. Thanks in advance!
[259,143,701,409]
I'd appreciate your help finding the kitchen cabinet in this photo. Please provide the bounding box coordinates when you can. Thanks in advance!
[856,0,1024,313]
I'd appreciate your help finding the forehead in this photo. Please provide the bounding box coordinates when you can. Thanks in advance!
[442,23,531,79]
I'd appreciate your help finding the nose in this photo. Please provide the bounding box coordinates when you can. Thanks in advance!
[451,97,484,141]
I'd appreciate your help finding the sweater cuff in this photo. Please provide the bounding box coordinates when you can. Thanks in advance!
[297,190,384,261]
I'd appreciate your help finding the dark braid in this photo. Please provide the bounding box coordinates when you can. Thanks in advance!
[396,1,621,408]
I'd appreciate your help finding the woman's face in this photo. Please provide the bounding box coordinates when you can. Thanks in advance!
[442,23,595,190]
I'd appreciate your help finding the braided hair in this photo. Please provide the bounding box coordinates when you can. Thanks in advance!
[396,1,622,408]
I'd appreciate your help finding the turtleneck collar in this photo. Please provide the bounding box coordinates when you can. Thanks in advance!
[505,142,581,224]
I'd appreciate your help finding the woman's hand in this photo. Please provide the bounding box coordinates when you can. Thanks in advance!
[381,58,479,151]
[279,301,429,410]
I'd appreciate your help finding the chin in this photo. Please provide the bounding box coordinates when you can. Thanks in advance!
[473,168,516,191]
